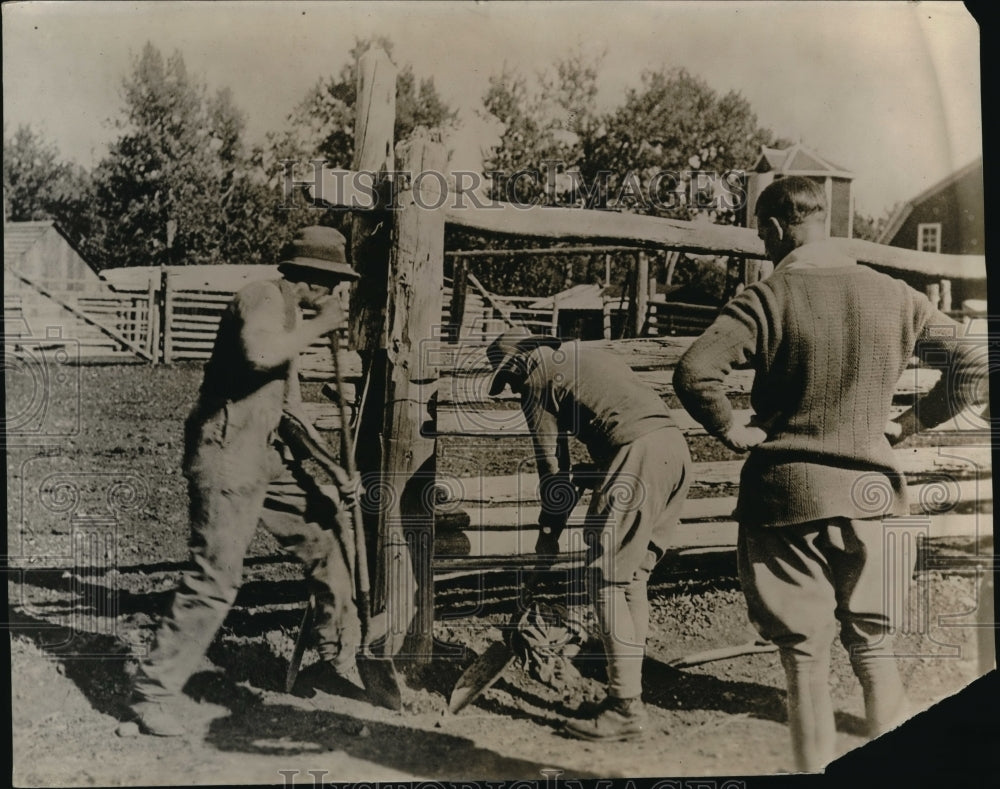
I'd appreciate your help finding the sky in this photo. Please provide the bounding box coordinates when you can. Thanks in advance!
[2,0,983,217]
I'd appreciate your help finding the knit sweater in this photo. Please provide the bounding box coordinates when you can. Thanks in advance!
[673,239,986,527]
[520,342,677,526]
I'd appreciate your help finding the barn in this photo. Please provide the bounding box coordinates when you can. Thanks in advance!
[3,220,113,346]
[876,157,986,305]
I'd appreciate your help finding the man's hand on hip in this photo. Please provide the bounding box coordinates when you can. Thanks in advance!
[720,422,767,452]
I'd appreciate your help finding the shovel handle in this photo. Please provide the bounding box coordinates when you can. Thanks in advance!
[330,334,373,632]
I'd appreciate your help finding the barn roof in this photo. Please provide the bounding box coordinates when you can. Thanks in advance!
[753,143,853,179]
[876,156,984,245]
[4,219,102,276]
[4,220,57,264]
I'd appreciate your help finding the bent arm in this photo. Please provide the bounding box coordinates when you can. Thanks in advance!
[241,287,343,372]
[673,291,762,439]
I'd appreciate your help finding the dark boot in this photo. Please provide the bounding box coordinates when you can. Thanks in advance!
[563,695,648,741]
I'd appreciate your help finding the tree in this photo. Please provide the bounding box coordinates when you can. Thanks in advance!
[592,67,783,221]
[86,43,279,270]
[2,124,93,243]
[270,36,456,168]
[852,205,897,242]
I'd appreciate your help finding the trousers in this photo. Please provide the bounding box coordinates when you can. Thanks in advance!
[133,408,357,702]
[584,426,691,700]
[738,516,910,771]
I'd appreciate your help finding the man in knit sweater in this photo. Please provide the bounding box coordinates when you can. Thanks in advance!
[486,330,691,740]
[673,176,987,771]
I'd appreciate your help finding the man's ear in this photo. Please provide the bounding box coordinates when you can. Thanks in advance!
[766,216,785,241]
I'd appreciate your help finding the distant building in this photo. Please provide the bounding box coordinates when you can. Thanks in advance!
[3,220,111,344]
[877,157,984,256]
[876,157,985,307]
[744,143,855,238]
[4,220,103,291]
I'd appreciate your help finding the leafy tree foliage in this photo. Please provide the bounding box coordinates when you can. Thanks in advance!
[2,125,93,244]
[269,36,455,168]
[85,43,281,270]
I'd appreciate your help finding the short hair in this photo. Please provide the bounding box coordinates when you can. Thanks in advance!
[755,176,827,225]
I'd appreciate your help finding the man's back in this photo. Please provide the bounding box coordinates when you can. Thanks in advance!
[523,342,674,464]
[675,240,982,526]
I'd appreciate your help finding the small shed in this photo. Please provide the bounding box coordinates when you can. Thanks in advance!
[3,221,112,344]
[744,143,855,238]
[529,283,623,340]
[4,220,104,291]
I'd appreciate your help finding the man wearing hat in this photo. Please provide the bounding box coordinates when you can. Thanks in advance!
[129,226,363,736]
[486,329,692,741]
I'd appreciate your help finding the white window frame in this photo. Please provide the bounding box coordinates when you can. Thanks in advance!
[917,222,941,254]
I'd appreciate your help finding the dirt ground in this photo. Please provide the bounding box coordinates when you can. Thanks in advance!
[6,362,995,785]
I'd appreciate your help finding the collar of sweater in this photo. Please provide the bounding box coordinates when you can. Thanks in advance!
[774,238,859,274]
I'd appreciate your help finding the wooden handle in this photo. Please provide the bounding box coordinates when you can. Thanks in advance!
[331,333,372,615]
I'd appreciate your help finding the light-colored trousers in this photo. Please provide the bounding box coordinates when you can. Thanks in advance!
[584,426,691,700]
[133,411,357,702]
[738,517,910,771]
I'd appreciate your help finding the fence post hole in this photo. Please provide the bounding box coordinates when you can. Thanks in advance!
[926,282,941,310]
[940,279,952,312]
[377,133,447,664]
[602,297,612,340]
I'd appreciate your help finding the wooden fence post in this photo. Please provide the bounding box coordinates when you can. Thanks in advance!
[940,279,952,313]
[449,257,468,343]
[602,297,612,340]
[377,133,447,664]
[146,275,158,363]
[633,250,649,337]
[926,282,941,310]
[162,272,174,364]
[348,46,396,365]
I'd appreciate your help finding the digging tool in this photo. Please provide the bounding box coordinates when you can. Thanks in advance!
[450,479,588,713]
[666,639,778,669]
[331,334,403,711]
[448,568,548,714]
[285,593,316,693]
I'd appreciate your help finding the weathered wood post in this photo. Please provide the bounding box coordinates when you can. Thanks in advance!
[162,271,174,364]
[602,297,612,340]
[926,282,941,310]
[378,133,447,664]
[449,256,468,343]
[343,46,396,612]
[349,46,396,365]
[146,275,158,362]
[940,279,952,313]
[633,250,649,337]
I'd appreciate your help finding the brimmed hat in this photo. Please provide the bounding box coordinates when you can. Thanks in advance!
[485,329,562,396]
[277,225,358,281]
